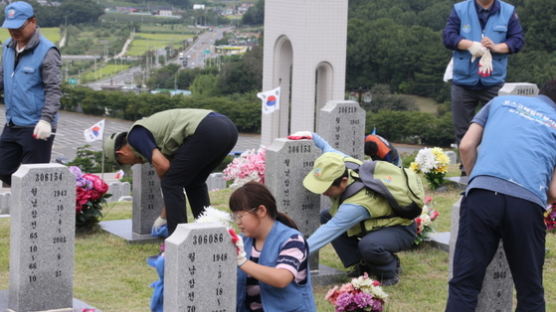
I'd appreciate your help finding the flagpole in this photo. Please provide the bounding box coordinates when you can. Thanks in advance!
[101,120,105,181]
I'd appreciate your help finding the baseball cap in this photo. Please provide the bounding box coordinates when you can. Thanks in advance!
[103,132,127,164]
[2,1,34,29]
[303,152,346,194]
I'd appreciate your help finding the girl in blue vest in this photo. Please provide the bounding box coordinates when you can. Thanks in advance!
[228,182,316,312]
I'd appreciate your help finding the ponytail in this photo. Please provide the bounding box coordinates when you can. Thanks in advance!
[276,212,299,230]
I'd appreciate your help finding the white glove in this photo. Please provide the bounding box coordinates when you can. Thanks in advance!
[229,229,247,267]
[33,120,52,140]
[478,49,493,77]
[467,41,488,62]
[151,216,167,233]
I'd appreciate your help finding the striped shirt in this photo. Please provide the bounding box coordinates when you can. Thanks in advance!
[245,234,309,312]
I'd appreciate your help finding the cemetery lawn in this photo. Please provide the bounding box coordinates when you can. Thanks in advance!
[2,181,556,311]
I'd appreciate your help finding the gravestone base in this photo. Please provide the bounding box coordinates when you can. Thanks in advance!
[99,219,161,243]
[0,290,101,312]
[311,264,347,285]
[428,232,450,252]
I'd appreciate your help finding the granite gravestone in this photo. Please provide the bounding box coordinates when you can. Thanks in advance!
[0,191,9,215]
[132,163,164,235]
[99,164,162,242]
[164,223,236,312]
[265,139,321,238]
[498,82,539,96]
[107,182,122,203]
[8,164,75,312]
[316,100,366,215]
[316,100,366,160]
[449,199,513,312]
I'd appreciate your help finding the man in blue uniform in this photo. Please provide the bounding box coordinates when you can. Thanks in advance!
[0,1,61,186]
[446,80,556,311]
[443,0,524,158]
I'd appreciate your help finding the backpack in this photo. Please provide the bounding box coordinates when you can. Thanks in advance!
[340,160,425,220]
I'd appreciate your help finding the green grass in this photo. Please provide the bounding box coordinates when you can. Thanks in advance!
[1,184,555,311]
[401,94,439,114]
[139,24,197,34]
[80,64,131,82]
[0,27,60,44]
[126,33,193,56]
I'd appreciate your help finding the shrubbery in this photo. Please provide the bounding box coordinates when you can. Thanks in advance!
[61,86,261,133]
[366,110,454,147]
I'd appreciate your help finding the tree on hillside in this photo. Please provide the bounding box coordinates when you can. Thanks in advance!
[216,45,262,95]
[241,0,264,26]
[59,0,104,25]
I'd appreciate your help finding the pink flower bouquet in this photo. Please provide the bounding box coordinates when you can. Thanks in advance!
[325,273,388,312]
[69,166,110,231]
[223,147,266,188]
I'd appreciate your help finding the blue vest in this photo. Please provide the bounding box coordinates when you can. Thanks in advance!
[452,0,513,86]
[236,221,316,312]
[471,95,556,204]
[2,35,55,126]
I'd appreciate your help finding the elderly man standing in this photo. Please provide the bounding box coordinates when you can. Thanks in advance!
[0,1,62,186]
[446,80,556,312]
[443,0,524,175]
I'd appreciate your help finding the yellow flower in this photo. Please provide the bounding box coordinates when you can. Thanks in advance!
[410,162,420,173]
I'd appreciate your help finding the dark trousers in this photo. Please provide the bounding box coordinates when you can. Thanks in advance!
[451,83,501,145]
[446,189,546,312]
[320,210,416,279]
[161,113,238,235]
[0,125,55,186]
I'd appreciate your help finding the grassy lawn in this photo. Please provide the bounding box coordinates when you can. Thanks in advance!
[126,33,193,56]
[1,176,555,311]
[402,94,439,114]
[80,64,131,83]
[0,27,60,44]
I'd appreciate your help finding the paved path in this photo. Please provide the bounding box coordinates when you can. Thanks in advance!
[0,105,261,161]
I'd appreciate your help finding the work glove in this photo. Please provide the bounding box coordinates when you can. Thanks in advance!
[467,41,488,63]
[478,49,493,77]
[33,120,51,140]
[151,216,167,234]
[228,228,248,267]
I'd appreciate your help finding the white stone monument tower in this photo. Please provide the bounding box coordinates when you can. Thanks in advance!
[261,0,348,146]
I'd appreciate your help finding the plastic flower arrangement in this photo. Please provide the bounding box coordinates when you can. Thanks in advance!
[69,166,110,231]
[545,203,556,232]
[414,196,439,245]
[409,147,450,190]
[325,273,388,312]
[223,147,266,189]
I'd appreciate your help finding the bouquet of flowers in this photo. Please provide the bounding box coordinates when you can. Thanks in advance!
[325,273,388,312]
[414,196,439,245]
[69,166,110,231]
[223,147,266,189]
[545,203,556,232]
[409,147,450,190]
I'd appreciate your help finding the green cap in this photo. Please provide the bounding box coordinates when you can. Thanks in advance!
[303,152,346,194]
[103,132,127,164]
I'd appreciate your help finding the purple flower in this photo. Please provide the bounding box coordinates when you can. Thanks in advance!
[369,298,384,312]
[353,291,374,309]
[69,166,83,178]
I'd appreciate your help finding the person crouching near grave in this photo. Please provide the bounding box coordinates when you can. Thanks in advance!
[228,182,316,312]
[104,108,238,236]
[364,133,401,166]
[303,133,417,286]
